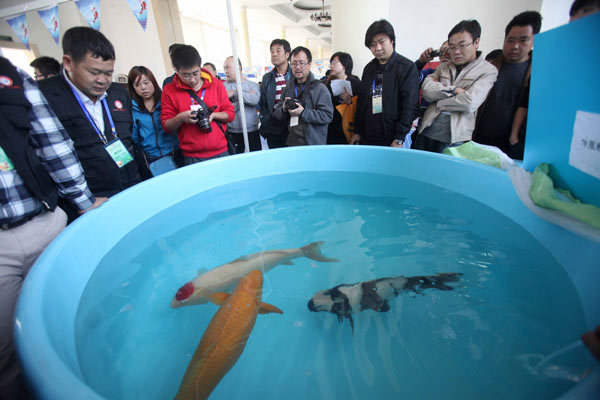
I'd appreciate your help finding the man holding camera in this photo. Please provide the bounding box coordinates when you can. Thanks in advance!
[162,45,234,165]
[412,20,497,153]
[272,46,333,146]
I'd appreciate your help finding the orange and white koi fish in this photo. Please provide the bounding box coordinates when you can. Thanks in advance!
[171,241,338,308]
[174,269,282,400]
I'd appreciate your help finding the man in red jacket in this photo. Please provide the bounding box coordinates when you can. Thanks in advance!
[162,45,234,165]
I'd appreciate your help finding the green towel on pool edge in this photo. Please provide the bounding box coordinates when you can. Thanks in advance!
[529,163,600,230]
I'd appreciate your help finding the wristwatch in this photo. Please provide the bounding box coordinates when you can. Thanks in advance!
[395,139,404,145]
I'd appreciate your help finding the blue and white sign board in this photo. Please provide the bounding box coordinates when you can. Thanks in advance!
[523,13,600,206]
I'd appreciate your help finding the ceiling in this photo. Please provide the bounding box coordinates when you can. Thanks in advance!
[178,0,332,46]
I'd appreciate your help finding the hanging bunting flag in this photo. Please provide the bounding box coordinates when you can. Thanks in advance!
[38,5,60,45]
[126,0,148,31]
[74,0,101,31]
[6,14,30,50]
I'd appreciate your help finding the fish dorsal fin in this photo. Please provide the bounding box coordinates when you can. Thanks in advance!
[230,255,251,263]
[196,268,208,277]
[258,302,284,314]
[209,292,229,305]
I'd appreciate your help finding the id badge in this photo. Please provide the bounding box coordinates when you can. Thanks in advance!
[105,139,133,168]
[0,147,14,172]
[372,95,383,114]
[190,104,201,112]
[290,116,299,127]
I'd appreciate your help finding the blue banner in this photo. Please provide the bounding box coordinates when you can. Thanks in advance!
[38,5,60,45]
[6,13,30,50]
[75,0,101,31]
[126,0,148,31]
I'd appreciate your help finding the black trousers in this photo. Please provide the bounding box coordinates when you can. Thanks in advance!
[229,130,262,153]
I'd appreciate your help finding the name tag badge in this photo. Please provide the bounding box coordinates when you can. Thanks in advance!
[105,139,133,168]
[290,116,299,127]
[0,147,15,172]
[190,104,201,112]
[372,95,383,114]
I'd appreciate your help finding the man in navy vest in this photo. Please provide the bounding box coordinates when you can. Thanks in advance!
[0,57,105,400]
[39,27,140,222]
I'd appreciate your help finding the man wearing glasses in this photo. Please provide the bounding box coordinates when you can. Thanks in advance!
[412,20,498,153]
[162,45,234,164]
[29,56,60,81]
[272,46,333,146]
[353,19,420,147]
[474,11,542,160]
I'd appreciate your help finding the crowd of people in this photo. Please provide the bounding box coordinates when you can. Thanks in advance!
[0,0,599,398]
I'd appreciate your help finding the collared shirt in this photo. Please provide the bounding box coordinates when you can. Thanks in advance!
[0,67,95,224]
[62,68,107,133]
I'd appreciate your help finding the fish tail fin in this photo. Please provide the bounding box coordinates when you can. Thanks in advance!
[301,241,339,262]
[258,302,284,314]
[209,292,230,305]
[406,272,463,294]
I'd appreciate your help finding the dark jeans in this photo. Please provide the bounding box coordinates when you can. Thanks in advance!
[412,134,466,154]
[229,130,262,153]
[266,134,288,149]
[183,150,229,165]
[474,136,525,160]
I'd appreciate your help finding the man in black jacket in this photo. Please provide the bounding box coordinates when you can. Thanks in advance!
[0,57,105,400]
[352,20,420,147]
[39,27,140,222]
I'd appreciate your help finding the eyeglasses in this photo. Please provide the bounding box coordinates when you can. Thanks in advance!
[179,70,201,80]
[291,61,309,68]
[448,42,473,53]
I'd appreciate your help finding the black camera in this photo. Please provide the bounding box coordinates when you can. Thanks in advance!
[192,105,217,133]
[285,98,302,111]
[430,49,441,58]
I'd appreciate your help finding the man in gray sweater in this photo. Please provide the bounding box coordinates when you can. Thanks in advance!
[272,46,333,146]
[223,56,261,152]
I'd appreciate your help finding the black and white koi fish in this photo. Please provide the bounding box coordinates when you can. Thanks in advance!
[307,273,462,334]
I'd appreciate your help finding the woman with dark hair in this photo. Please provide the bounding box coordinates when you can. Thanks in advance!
[128,66,180,177]
[325,52,361,144]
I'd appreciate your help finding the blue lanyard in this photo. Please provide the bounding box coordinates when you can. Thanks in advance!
[69,86,117,144]
[190,89,206,105]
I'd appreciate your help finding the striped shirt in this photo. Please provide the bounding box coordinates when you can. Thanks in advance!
[0,67,95,225]
[274,72,287,106]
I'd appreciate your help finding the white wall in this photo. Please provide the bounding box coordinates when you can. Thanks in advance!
[331,0,390,78]
[0,0,167,83]
[332,0,545,76]
[539,0,572,31]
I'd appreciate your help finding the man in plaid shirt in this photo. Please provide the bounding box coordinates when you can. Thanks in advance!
[0,57,105,400]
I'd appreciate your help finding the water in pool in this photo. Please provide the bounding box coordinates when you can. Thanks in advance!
[74,172,593,400]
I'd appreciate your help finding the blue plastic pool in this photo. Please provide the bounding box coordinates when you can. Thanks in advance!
[14,147,600,399]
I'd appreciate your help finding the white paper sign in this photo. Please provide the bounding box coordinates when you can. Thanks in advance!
[330,79,352,97]
[569,110,600,179]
